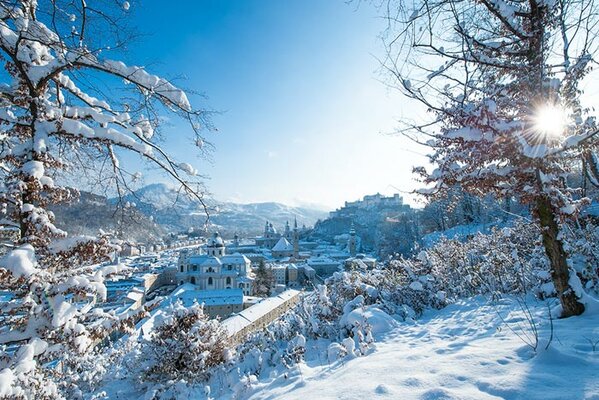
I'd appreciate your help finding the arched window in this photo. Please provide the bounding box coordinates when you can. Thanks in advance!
[208,277,213,285]
[180,265,184,272]
[192,265,197,272]
[207,267,214,273]
[226,277,231,285]
[190,277,196,284]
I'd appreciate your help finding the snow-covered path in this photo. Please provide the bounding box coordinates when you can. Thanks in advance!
[247,297,599,400]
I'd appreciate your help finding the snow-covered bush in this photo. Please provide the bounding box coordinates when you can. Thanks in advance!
[563,221,599,296]
[143,301,228,383]
[378,220,551,314]
[283,334,306,365]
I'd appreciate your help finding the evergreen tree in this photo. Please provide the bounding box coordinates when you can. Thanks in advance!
[254,259,275,297]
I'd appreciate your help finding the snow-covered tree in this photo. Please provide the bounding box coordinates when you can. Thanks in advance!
[253,260,275,297]
[144,301,228,382]
[383,0,599,316]
[0,1,210,396]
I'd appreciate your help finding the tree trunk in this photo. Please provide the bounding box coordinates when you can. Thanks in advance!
[535,195,585,318]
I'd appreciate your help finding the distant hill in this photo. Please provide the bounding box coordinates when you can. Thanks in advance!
[114,183,329,236]
[310,196,417,257]
[50,191,166,243]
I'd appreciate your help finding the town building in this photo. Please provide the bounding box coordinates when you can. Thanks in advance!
[329,193,410,218]
[170,284,245,318]
[255,219,301,259]
[177,232,254,296]
[221,289,302,345]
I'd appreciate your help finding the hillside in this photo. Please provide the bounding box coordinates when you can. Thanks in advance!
[310,199,417,257]
[243,296,599,400]
[118,184,328,235]
[50,191,165,243]
[96,296,599,399]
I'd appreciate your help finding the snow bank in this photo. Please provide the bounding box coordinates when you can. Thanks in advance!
[245,296,599,400]
[343,306,398,339]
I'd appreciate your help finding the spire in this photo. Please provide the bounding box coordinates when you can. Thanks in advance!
[285,220,290,236]
[348,223,357,257]
[294,217,298,230]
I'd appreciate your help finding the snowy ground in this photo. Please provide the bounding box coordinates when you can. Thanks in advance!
[242,296,599,400]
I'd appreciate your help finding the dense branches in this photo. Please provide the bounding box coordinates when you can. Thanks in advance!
[0,1,211,397]
[381,0,599,317]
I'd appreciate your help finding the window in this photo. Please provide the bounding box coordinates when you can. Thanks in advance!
[207,267,214,273]
[226,277,231,285]
[180,265,184,272]
[208,277,213,285]
[191,277,196,284]
[192,265,197,272]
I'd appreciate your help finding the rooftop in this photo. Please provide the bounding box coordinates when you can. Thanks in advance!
[272,237,294,252]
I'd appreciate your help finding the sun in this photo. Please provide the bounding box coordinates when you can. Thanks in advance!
[531,103,569,140]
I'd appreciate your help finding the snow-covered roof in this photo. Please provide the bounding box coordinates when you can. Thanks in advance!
[301,265,315,273]
[221,289,301,337]
[221,253,250,264]
[170,287,244,307]
[188,255,222,266]
[307,256,339,266]
[272,237,293,252]
[172,282,196,296]
[201,256,222,266]
[126,290,144,303]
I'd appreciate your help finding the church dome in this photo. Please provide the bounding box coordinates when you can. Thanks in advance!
[269,223,278,234]
[207,232,225,247]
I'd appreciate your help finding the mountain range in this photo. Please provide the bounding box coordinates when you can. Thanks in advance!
[118,183,329,236]
[52,184,329,242]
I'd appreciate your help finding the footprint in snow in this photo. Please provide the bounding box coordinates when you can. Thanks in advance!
[375,384,390,395]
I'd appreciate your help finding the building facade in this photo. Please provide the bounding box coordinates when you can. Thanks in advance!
[177,232,254,296]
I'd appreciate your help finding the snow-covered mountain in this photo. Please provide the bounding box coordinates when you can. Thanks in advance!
[115,183,329,235]
[50,191,165,243]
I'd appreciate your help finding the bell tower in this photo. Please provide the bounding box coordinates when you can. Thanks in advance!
[348,223,357,257]
[293,217,299,259]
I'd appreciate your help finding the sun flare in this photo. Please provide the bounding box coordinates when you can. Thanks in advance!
[531,103,568,140]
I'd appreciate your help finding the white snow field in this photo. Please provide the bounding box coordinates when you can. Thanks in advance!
[243,296,599,400]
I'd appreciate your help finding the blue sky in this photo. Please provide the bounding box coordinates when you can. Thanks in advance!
[122,0,427,211]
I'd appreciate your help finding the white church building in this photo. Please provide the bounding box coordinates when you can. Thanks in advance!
[177,232,255,296]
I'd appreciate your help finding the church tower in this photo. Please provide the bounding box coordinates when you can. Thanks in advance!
[207,232,225,257]
[284,220,291,239]
[348,224,357,257]
[292,218,299,259]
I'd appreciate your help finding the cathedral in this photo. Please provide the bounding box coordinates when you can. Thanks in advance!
[255,219,300,259]
[176,232,254,296]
